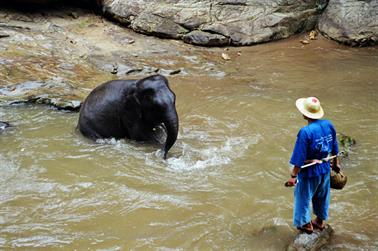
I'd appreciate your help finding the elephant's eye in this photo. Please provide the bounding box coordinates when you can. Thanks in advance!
[141,93,149,99]
[142,89,154,98]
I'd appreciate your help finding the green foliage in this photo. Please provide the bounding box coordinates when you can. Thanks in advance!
[338,133,356,157]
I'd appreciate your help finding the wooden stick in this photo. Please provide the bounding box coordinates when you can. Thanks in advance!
[301,155,338,169]
[284,155,338,187]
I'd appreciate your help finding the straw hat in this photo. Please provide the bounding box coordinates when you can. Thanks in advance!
[295,97,324,119]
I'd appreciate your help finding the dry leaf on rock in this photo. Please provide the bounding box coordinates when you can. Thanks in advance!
[221,53,231,60]
[309,30,317,40]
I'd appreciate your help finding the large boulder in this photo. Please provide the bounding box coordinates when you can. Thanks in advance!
[98,0,328,46]
[318,0,378,46]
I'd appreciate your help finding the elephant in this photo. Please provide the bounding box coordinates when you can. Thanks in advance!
[77,74,179,159]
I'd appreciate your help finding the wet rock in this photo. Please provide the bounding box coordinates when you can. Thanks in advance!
[0,33,10,38]
[0,23,31,30]
[0,121,11,132]
[106,28,135,45]
[131,12,189,39]
[287,224,333,251]
[38,96,82,111]
[9,94,82,111]
[116,64,143,75]
[100,0,327,46]
[158,68,181,76]
[0,79,83,111]
[91,57,165,77]
[318,0,378,46]
[110,63,118,74]
[0,81,45,97]
[183,30,229,46]
[338,133,356,157]
[140,66,159,75]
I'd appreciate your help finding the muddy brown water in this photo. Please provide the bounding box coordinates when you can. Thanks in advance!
[1,17,378,250]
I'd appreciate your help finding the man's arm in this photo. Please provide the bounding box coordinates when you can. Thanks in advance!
[331,156,341,173]
[286,165,300,186]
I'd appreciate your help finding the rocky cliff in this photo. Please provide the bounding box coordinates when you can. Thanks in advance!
[98,0,328,46]
[318,0,378,46]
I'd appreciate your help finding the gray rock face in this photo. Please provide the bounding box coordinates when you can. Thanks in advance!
[183,30,229,46]
[99,0,327,46]
[0,79,83,111]
[0,121,11,132]
[318,0,378,46]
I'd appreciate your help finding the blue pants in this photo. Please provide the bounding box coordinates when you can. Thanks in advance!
[293,172,330,227]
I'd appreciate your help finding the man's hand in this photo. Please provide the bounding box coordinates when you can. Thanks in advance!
[331,157,341,173]
[285,177,297,187]
[332,163,341,173]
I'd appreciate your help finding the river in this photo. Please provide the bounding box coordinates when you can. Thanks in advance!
[0,18,377,250]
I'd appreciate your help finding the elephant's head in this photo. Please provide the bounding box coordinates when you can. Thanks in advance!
[134,75,179,159]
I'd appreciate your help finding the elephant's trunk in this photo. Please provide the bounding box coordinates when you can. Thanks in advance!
[163,108,179,159]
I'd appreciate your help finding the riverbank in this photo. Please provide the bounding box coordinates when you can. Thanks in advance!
[1,4,372,110]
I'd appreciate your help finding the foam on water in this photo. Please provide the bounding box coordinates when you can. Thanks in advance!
[166,134,261,171]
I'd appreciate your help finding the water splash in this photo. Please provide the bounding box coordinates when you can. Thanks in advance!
[166,134,261,171]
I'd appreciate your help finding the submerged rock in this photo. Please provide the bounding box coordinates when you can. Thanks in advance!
[287,224,333,251]
[0,121,11,131]
[318,0,378,46]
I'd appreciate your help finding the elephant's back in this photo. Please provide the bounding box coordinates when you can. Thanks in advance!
[82,80,136,109]
[78,80,137,139]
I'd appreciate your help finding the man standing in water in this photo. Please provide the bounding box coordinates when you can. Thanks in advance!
[286,97,341,234]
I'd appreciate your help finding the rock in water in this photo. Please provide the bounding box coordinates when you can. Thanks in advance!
[0,122,11,131]
[287,224,333,251]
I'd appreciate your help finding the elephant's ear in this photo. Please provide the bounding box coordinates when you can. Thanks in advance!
[124,92,142,121]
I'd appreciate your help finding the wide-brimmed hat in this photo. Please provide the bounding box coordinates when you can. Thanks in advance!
[295,97,324,119]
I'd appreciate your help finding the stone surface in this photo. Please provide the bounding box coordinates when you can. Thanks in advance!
[318,0,378,46]
[0,6,230,110]
[183,30,229,46]
[99,0,328,46]
[0,79,84,111]
[287,224,333,251]
[0,121,11,131]
[131,12,189,39]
